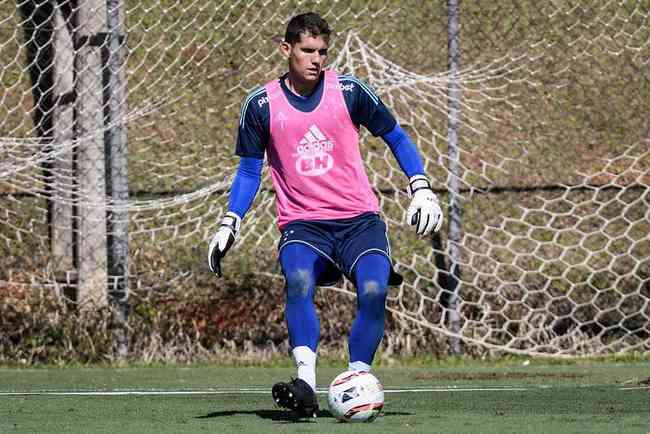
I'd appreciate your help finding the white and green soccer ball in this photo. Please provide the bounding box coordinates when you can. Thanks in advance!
[327,371,384,422]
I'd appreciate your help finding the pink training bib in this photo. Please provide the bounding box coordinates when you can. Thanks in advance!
[265,70,380,228]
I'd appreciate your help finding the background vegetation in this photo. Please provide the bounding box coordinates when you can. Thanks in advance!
[0,1,648,364]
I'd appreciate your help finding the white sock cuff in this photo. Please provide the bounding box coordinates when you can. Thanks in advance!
[292,346,317,391]
[291,346,316,364]
[348,360,372,372]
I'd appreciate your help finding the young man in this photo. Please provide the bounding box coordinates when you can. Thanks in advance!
[208,12,443,418]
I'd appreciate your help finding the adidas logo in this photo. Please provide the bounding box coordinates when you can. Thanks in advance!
[296,124,334,156]
[294,124,335,177]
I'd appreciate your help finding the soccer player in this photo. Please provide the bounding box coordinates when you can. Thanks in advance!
[208,12,443,418]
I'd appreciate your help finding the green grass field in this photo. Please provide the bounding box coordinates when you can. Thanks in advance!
[1,360,649,434]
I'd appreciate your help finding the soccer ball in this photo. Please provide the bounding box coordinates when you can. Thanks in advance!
[327,371,384,422]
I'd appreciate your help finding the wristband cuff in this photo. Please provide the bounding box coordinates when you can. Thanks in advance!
[221,211,241,234]
[408,174,431,197]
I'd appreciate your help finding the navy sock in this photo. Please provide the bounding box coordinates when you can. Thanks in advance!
[279,244,327,352]
[348,253,390,365]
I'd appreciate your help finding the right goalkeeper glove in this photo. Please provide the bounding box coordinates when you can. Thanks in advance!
[208,211,241,277]
[406,174,443,236]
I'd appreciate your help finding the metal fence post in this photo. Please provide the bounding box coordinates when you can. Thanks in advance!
[105,0,129,357]
[446,0,462,356]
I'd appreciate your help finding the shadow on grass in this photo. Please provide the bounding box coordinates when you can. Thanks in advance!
[197,409,413,422]
[197,409,330,423]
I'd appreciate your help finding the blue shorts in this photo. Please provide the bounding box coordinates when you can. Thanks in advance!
[278,212,403,286]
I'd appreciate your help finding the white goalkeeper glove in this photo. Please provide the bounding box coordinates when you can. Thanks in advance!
[208,211,241,277]
[406,174,443,236]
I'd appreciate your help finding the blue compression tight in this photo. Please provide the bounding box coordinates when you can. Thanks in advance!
[279,244,390,365]
[279,244,326,352]
[349,253,390,365]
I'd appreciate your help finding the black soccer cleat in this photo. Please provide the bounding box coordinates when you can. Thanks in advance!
[271,378,319,418]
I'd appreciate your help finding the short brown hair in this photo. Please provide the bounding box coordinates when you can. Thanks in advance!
[284,12,331,44]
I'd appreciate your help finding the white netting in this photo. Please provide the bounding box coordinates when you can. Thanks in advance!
[1,0,649,356]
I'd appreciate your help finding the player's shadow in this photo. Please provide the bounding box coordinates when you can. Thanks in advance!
[197,409,412,422]
[197,409,333,423]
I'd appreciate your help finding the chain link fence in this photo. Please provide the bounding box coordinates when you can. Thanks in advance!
[1,0,648,360]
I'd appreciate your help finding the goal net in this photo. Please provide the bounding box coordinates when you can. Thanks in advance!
[1,0,648,357]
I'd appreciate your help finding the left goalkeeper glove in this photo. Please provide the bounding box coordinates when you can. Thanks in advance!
[407,174,443,236]
[208,211,241,277]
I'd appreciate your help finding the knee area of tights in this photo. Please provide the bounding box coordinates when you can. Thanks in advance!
[285,268,314,299]
[358,279,388,301]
